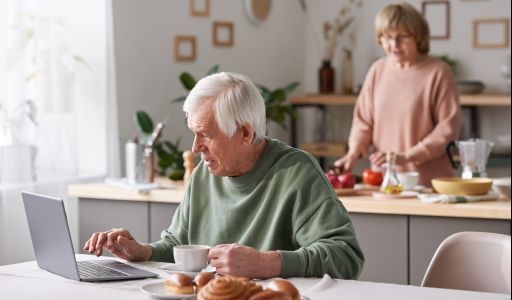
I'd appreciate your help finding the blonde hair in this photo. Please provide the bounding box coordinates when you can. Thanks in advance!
[374,3,430,54]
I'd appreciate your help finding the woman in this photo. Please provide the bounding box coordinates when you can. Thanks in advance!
[335,3,461,186]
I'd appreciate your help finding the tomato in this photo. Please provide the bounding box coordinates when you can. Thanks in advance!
[338,173,356,188]
[362,168,383,186]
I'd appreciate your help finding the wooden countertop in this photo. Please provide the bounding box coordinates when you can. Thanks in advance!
[68,182,511,220]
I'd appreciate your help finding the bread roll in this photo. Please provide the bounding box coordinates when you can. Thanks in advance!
[267,279,300,300]
[197,276,250,300]
[237,277,264,297]
[248,290,292,300]
[194,272,215,290]
[165,273,194,294]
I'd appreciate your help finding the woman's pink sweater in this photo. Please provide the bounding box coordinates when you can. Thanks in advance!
[349,56,461,186]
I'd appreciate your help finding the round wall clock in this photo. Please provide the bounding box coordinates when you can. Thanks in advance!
[244,0,272,24]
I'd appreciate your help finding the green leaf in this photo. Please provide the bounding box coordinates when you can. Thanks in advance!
[179,72,197,90]
[172,95,187,103]
[284,82,300,94]
[257,85,272,103]
[271,89,286,103]
[207,65,219,75]
[135,111,154,134]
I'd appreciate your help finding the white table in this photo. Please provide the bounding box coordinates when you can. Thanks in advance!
[0,255,508,300]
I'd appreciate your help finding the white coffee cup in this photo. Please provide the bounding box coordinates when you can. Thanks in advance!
[397,172,419,190]
[173,245,210,272]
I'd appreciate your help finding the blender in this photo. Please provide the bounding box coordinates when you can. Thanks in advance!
[446,138,494,179]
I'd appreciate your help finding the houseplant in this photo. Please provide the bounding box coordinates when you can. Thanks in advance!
[135,110,185,180]
[174,65,300,130]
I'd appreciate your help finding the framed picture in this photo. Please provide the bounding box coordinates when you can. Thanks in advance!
[213,21,234,47]
[422,1,450,40]
[190,0,210,17]
[473,18,510,48]
[174,35,196,62]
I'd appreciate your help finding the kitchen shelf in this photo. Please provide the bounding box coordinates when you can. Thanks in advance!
[289,93,511,107]
[290,94,511,162]
[300,142,347,157]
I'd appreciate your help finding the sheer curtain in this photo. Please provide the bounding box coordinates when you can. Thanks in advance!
[0,0,119,183]
[0,0,119,265]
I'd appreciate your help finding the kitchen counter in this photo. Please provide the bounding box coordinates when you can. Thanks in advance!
[68,181,510,286]
[68,182,510,220]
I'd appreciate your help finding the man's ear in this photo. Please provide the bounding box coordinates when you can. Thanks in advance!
[240,123,255,145]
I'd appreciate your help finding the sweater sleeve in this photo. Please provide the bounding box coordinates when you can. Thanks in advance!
[149,191,190,262]
[404,64,461,164]
[348,64,376,157]
[279,194,364,279]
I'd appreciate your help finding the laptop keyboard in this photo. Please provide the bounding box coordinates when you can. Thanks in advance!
[77,261,130,279]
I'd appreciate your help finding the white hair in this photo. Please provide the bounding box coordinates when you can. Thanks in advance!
[183,72,266,144]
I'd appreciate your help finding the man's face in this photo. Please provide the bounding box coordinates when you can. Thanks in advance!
[187,102,245,177]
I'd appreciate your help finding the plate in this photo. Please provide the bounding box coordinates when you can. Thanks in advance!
[335,185,379,196]
[372,191,419,199]
[140,281,196,299]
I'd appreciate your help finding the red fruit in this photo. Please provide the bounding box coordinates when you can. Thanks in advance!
[362,168,383,186]
[326,171,342,189]
[338,173,356,188]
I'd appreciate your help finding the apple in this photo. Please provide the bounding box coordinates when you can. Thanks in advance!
[326,171,342,189]
[338,173,356,188]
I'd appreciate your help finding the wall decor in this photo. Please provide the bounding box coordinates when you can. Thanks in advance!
[213,21,234,47]
[421,1,450,40]
[190,0,210,17]
[174,35,196,62]
[243,0,272,24]
[473,18,510,48]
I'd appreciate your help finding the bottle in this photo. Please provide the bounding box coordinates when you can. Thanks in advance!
[125,136,142,184]
[143,146,155,183]
[380,152,402,194]
[341,48,353,94]
[319,60,335,94]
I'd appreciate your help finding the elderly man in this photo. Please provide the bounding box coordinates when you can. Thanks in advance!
[84,72,364,279]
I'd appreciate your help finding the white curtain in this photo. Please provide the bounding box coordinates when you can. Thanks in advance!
[0,0,119,182]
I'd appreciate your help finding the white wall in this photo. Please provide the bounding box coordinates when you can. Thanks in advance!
[301,0,511,159]
[112,0,305,171]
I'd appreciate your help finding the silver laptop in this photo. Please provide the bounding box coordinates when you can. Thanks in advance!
[22,191,158,282]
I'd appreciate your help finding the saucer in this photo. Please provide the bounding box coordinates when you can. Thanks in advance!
[158,264,215,277]
[140,281,196,299]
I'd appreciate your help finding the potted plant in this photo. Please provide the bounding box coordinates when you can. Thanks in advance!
[173,65,300,130]
[135,110,185,180]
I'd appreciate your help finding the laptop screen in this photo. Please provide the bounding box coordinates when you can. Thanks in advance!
[22,191,81,280]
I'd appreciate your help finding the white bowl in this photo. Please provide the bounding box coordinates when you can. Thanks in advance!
[493,177,511,199]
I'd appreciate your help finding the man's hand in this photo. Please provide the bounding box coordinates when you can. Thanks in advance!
[208,244,281,279]
[83,228,152,262]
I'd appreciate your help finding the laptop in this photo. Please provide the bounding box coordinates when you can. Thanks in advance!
[22,191,159,282]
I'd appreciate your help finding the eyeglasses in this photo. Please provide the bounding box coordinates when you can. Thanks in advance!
[380,34,413,45]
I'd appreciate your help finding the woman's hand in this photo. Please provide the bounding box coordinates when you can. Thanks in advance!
[334,152,360,173]
[369,151,409,167]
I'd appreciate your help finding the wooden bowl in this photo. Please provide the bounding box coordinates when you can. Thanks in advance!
[431,177,493,195]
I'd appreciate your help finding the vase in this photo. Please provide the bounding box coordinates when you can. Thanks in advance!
[341,49,353,94]
[319,60,335,94]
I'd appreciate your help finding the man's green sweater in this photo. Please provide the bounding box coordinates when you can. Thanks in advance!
[150,138,364,279]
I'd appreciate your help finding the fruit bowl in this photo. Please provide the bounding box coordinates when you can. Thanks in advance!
[431,177,493,195]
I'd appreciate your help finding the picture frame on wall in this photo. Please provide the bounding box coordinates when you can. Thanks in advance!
[422,0,450,40]
[190,0,210,17]
[213,21,234,47]
[473,18,510,48]
[174,35,196,62]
